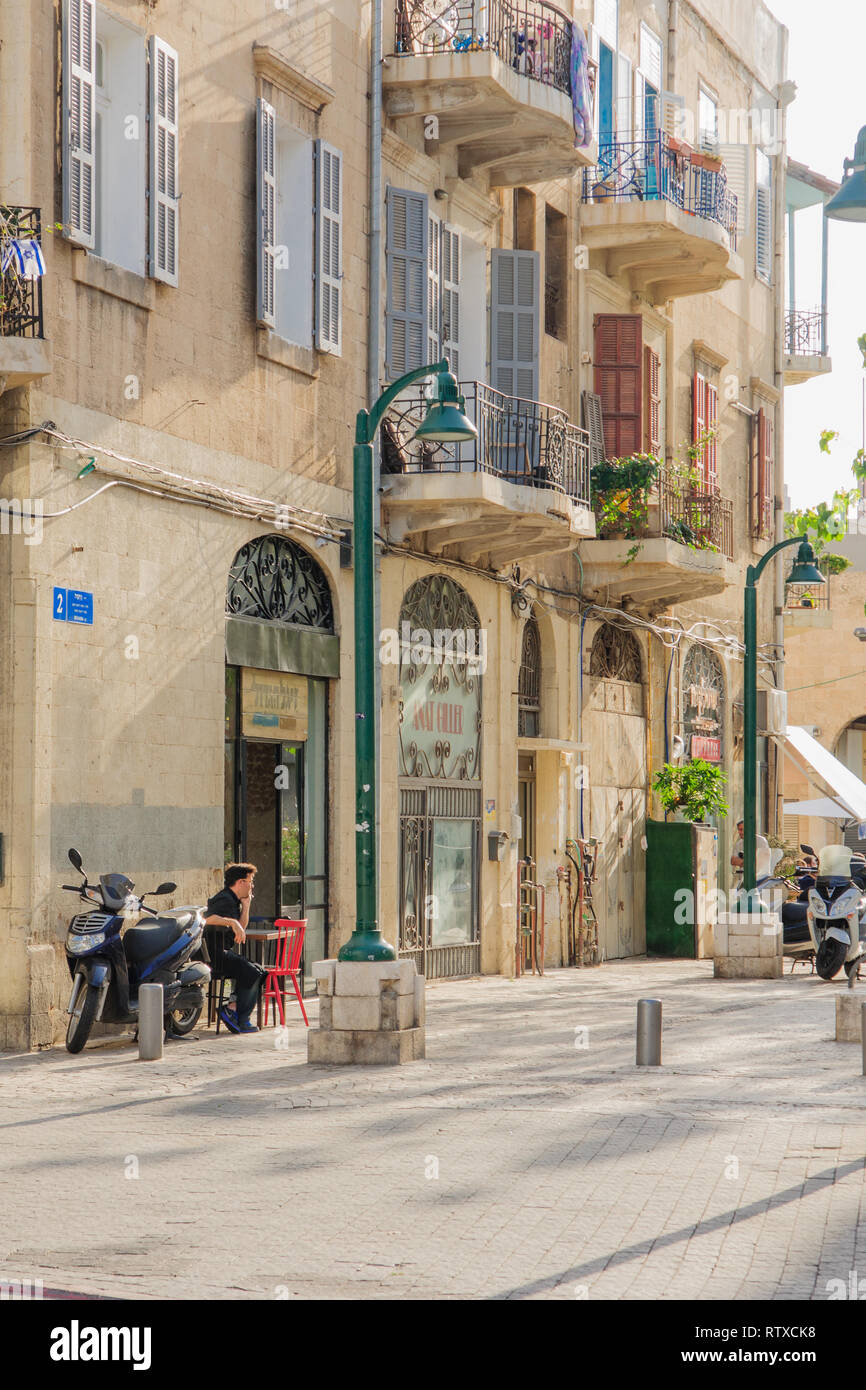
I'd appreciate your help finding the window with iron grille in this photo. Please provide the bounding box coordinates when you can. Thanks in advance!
[518,617,541,736]
[589,623,642,682]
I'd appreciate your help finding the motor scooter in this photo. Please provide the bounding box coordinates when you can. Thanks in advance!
[805,844,866,982]
[62,848,210,1053]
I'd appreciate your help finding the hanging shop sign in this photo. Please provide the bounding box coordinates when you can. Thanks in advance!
[241,668,308,741]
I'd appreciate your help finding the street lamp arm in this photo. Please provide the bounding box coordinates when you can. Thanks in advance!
[357,358,450,443]
[750,534,803,586]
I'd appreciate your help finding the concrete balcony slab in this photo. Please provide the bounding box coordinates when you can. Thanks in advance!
[579,536,732,613]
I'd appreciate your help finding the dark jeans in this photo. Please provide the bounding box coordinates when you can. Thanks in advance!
[210,947,264,1021]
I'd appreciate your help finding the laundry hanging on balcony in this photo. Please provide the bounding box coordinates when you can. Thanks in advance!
[1,237,45,280]
[570,23,592,149]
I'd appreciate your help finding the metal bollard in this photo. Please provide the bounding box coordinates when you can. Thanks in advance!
[636,998,662,1067]
[861,1003,866,1077]
[139,983,164,1061]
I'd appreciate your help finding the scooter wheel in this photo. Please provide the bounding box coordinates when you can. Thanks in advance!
[816,938,848,980]
[165,1006,202,1036]
[66,981,100,1053]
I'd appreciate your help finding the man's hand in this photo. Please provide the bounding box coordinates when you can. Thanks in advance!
[229,919,245,946]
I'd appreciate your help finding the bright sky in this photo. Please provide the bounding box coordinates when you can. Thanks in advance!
[767,0,866,509]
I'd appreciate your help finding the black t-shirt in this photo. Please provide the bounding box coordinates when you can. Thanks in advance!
[204,886,242,958]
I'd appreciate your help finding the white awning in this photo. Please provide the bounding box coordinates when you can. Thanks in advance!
[782,796,854,821]
[777,725,866,823]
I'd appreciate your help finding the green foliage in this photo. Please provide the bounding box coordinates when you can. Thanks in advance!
[819,429,839,453]
[652,759,729,823]
[766,834,799,881]
[858,332,866,369]
[591,451,661,539]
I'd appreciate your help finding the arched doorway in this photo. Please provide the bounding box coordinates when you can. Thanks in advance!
[224,535,338,987]
[587,622,646,959]
[397,574,482,978]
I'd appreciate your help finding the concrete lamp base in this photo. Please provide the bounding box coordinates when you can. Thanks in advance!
[306,958,426,1066]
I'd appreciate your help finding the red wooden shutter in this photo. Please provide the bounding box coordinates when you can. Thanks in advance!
[594,314,642,459]
[692,371,707,485]
[644,345,661,454]
[705,381,718,492]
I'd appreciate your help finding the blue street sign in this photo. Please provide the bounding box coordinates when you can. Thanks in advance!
[67,589,94,625]
[53,587,93,625]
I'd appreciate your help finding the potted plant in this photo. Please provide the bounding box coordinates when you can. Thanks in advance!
[591,451,661,539]
[651,758,729,823]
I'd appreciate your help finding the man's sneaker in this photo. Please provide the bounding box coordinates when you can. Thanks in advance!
[237,1016,259,1034]
[218,1006,241,1034]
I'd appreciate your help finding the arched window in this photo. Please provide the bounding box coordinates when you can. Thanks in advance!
[518,617,541,736]
[681,644,725,762]
[589,623,642,682]
[398,574,482,781]
[226,534,334,630]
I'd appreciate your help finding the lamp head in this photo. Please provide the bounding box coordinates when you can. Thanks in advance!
[785,539,826,586]
[825,126,866,222]
[412,372,478,444]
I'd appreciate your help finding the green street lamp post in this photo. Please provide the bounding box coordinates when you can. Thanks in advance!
[742,538,825,897]
[338,360,477,962]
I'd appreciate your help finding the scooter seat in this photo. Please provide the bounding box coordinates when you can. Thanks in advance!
[781,901,810,945]
[123,916,188,963]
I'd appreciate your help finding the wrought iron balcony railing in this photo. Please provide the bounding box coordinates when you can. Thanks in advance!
[0,207,44,338]
[659,473,734,560]
[785,308,827,358]
[786,580,829,611]
[382,379,592,508]
[394,0,574,97]
[581,134,739,248]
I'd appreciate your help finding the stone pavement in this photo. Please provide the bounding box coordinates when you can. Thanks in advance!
[2,958,866,1301]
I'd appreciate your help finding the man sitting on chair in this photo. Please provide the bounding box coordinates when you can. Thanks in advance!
[204,863,266,1035]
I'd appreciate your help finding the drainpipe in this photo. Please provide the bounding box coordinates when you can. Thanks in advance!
[663,2,678,477]
[667,0,678,93]
[369,0,384,921]
[772,28,790,836]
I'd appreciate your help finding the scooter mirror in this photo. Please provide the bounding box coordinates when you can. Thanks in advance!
[154,882,176,896]
[800,844,815,857]
[68,848,83,872]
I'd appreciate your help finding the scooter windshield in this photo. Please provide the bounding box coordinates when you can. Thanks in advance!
[99,873,136,909]
[818,845,852,878]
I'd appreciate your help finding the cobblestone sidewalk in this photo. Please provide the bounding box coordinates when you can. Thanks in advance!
[2,959,865,1300]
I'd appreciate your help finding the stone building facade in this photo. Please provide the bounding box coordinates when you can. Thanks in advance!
[0,0,791,1047]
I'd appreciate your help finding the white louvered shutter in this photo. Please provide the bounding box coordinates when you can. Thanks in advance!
[428,211,441,363]
[315,140,342,354]
[755,155,772,284]
[441,225,460,379]
[660,91,684,139]
[62,0,96,248]
[491,249,539,401]
[718,143,749,236]
[256,99,276,328]
[594,0,618,48]
[148,36,179,286]
[639,25,662,91]
[386,188,428,378]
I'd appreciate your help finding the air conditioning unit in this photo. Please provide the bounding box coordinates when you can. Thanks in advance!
[756,688,788,735]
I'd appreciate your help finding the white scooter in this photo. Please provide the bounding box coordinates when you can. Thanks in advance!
[807,844,866,983]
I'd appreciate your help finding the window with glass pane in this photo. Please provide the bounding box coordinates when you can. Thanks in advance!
[699,88,718,151]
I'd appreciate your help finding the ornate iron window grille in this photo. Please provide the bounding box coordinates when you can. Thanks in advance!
[0,207,44,339]
[589,623,642,683]
[398,573,482,781]
[681,644,725,758]
[226,534,335,630]
[517,616,541,736]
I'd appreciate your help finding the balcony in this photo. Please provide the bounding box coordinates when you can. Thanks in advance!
[380,380,594,566]
[784,309,832,386]
[384,0,597,186]
[0,207,51,392]
[580,470,734,611]
[784,574,832,633]
[579,135,743,301]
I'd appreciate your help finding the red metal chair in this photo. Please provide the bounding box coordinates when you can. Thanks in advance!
[262,918,309,1028]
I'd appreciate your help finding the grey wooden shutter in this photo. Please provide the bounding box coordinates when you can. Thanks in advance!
[491,249,539,400]
[62,0,96,248]
[581,390,605,471]
[256,98,276,328]
[441,224,460,379]
[428,211,441,363]
[315,140,342,354]
[148,35,179,286]
[386,187,428,379]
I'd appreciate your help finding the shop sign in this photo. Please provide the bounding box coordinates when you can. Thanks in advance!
[242,668,308,741]
[690,735,722,762]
